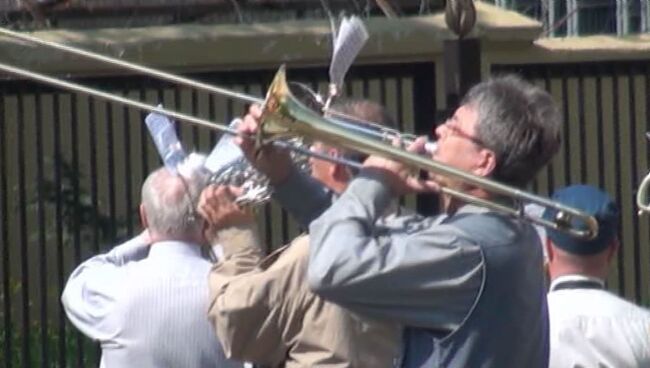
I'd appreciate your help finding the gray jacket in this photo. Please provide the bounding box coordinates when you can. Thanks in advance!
[276,169,549,367]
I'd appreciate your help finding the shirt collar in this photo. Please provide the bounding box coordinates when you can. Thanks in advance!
[148,240,205,260]
[549,274,605,292]
[455,204,491,215]
[432,204,487,225]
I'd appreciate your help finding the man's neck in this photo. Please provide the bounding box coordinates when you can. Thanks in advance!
[549,274,605,291]
[149,232,203,246]
[443,188,491,214]
[550,269,606,283]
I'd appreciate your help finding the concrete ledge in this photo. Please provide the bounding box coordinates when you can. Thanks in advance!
[0,1,543,76]
[486,34,650,66]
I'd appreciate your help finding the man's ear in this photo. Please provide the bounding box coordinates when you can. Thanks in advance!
[545,237,555,263]
[139,204,148,229]
[201,218,212,245]
[606,237,620,263]
[329,148,354,182]
[332,163,352,182]
[474,149,497,177]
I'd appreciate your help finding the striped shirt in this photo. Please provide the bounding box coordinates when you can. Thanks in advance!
[61,234,242,368]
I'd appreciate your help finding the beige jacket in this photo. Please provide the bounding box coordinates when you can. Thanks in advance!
[208,227,401,368]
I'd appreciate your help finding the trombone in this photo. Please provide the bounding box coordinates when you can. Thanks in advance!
[636,133,650,215]
[637,171,650,215]
[0,27,598,240]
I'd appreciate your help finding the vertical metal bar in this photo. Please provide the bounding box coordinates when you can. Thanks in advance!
[639,0,650,33]
[543,67,556,192]
[396,76,404,132]
[121,93,134,237]
[577,69,588,182]
[611,70,626,294]
[90,99,103,364]
[35,93,49,367]
[174,88,182,141]
[0,86,13,368]
[88,99,100,255]
[523,68,539,193]
[595,71,606,190]
[192,89,200,150]
[106,102,117,246]
[617,0,629,35]
[567,0,578,36]
[70,93,85,368]
[560,73,572,183]
[412,63,438,216]
[52,93,66,368]
[645,64,650,300]
[139,88,150,180]
[547,0,556,37]
[208,87,217,148]
[627,66,641,302]
[17,89,32,368]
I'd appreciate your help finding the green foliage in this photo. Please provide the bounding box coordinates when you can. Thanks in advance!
[0,322,100,368]
[28,156,138,249]
[2,156,135,366]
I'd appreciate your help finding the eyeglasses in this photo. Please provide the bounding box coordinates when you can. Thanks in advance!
[439,118,484,147]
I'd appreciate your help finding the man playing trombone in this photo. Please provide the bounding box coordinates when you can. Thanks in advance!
[205,99,402,367]
[236,74,562,368]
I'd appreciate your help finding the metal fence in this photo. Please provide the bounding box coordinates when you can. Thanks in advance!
[4,53,650,368]
[0,62,437,367]
[494,60,650,307]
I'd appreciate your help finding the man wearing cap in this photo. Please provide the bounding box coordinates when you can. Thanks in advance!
[544,184,650,368]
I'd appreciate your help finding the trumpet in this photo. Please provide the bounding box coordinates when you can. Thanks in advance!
[0,27,598,239]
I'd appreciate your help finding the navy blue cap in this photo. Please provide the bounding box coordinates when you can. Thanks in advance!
[543,185,619,255]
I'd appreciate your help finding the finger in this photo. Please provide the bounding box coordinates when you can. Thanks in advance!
[405,175,440,193]
[227,185,245,198]
[390,136,404,149]
[238,114,258,134]
[199,203,218,223]
[212,186,234,205]
[248,103,263,118]
[406,137,427,155]
[198,185,216,207]
[362,155,387,168]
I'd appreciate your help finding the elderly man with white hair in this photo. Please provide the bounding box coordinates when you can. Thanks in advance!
[61,154,245,368]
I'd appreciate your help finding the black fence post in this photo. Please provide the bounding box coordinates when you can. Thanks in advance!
[443,38,482,111]
[421,38,482,216]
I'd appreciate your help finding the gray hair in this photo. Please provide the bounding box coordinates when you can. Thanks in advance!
[463,75,562,188]
[329,99,397,163]
[141,153,209,238]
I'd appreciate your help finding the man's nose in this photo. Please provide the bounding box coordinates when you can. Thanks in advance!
[434,123,446,139]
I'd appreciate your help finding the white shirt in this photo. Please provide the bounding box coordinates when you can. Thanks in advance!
[61,234,242,368]
[548,274,650,368]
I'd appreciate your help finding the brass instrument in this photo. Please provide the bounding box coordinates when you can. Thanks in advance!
[0,27,598,239]
[637,171,650,215]
[635,133,650,215]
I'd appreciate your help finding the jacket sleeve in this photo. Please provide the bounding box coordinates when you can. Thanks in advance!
[273,166,333,228]
[208,234,310,366]
[60,233,150,341]
[208,223,281,364]
[307,171,483,330]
